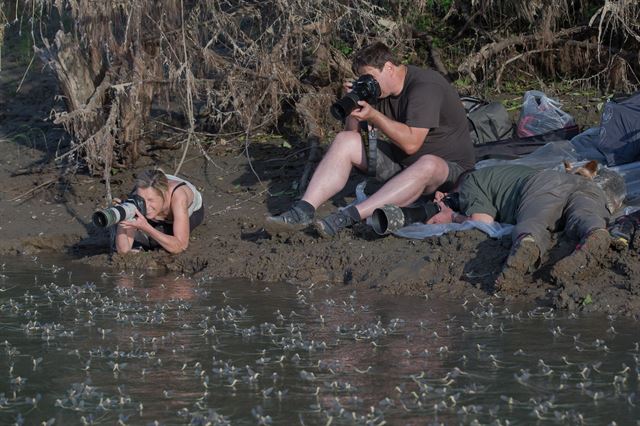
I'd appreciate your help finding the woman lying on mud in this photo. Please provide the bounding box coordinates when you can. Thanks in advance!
[115,169,204,254]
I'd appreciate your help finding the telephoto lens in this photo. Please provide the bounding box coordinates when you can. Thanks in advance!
[330,74,381,121]
[371,202,441,235]
[92,195,147,228]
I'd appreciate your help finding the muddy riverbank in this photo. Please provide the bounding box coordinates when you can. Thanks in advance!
[1,37,639,316]
[2,132,640,317]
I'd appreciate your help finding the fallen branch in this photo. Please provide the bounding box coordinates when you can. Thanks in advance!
[458,26,590,81]
[413,30,452,79]
[9,178,57,202]
[495,48,556,91]
[209,188,269,216]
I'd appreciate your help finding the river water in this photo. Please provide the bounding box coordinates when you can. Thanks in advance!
[0,254,638,425]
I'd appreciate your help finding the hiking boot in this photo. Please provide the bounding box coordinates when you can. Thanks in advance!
[314,210,358,238]
[551,228,611,283]
[495,234,540,293]
[264,202,314,234]
[609,216,638,250]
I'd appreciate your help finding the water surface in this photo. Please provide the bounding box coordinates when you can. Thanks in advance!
[0,254,638,424]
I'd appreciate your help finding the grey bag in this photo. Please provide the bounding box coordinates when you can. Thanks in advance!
[461,97,514,146]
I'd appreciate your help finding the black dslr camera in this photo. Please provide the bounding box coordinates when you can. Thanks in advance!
[330,74,381,121]
[92,195,147,228]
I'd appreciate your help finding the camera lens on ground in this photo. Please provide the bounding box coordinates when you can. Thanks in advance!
[371,202,441,235]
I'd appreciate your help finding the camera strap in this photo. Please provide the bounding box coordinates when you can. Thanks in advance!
[359,121,378,177]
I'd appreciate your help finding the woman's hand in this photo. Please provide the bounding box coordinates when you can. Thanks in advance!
[117,209,150,232]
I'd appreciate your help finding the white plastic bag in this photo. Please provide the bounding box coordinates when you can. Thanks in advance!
[516,90,575,137]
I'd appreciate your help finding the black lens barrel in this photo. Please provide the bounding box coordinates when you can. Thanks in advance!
[371,203,441,235]
[329,74,380,121]
[330,93,360,121]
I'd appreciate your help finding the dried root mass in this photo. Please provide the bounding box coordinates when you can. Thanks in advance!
[2,0,638,178]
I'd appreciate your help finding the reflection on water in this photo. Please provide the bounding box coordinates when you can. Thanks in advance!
[0,254,639,424]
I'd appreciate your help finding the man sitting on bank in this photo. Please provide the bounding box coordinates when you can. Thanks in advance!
[426,164,612,289]
[265,41,475,237]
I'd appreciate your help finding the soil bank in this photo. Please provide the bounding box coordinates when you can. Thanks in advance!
[2,134,640,317]
[1,47,639,317]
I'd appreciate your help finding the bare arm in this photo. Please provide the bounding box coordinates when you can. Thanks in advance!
[142,191,191,254]
[351,102,428,155]
[452,212,495,224]
[115,225,136,253]
[469,213,495,224]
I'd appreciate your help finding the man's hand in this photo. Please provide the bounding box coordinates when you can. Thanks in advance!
[349,100,378,122]
[427,200,456,225]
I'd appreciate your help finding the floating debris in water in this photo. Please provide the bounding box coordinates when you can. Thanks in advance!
[0,255,639,424]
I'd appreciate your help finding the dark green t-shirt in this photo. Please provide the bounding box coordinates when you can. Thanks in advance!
[459,165,537,224]
[376,65,475,170]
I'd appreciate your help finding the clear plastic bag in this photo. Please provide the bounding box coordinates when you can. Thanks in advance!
[516,90,576,137]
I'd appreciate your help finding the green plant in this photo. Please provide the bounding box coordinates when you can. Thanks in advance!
[427,0,453,10]
[452,76,472,92]
[413,14,432,32]
[332,39,353,57]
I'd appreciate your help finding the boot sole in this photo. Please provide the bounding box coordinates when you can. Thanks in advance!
[313,220,335,238]
[263,217,311,235]
[495,238,539,293]
[551,229,610,282]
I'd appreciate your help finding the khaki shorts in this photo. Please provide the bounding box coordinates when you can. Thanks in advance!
[371,139,465,192]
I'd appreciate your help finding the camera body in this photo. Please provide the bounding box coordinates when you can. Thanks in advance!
[330,74,381,121]
[442,193,460,212]
[92,194,147,228]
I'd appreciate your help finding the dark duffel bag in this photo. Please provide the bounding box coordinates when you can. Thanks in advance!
[474,125,580,161]
[461,96,514,146]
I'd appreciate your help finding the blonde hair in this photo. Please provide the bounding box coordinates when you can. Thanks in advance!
[135,169,169,199]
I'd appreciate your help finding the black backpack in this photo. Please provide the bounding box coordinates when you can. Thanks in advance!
[461,96,514,146]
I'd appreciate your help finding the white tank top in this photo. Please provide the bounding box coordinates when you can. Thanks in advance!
[165,174,203,216]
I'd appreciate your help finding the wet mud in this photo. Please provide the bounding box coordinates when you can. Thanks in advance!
[2,138,640,317]
[1,44,639,317]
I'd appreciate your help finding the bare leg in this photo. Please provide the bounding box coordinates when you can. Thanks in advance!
[354,155,450,219]
[301,130,366,209]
